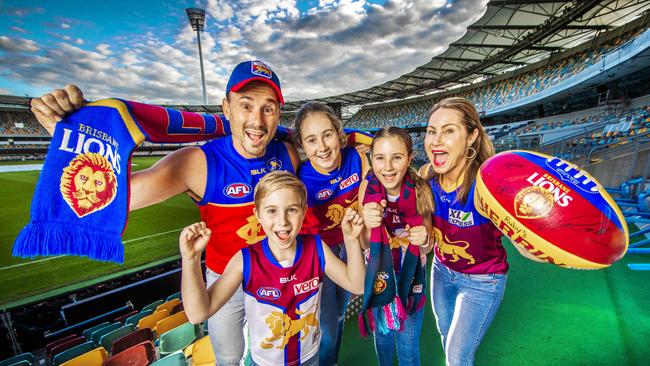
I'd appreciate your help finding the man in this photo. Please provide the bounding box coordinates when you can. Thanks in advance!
[30,60,301,366]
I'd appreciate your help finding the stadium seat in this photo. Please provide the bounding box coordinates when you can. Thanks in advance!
[155,298,181,314]
[125,310,153,327]
[49,336,87,358]
[166,292,181,301]
[99,324,135,352]
[0,352,34,366]
[111,328,154,355]
[82,321,110,340]
[45,334,79,355]
[104,341,155,366]
[183,335,215,366]
[113,310,138,324]
[90,323,121,345]
[171,301,184,314]
[154,311,189,338]
[52,341,95,365]
[59,347,107,366]
[141,299,164,313]
[150,351,186,366]
[137,309,170,330]
[46,334,79,356]
[159,322,197,357]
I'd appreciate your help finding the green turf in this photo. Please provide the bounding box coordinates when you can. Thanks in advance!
[338,242,650,365]
[0,156,200,308]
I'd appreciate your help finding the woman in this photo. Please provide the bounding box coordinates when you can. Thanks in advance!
[421,97,512,366]
[294,102,370,366]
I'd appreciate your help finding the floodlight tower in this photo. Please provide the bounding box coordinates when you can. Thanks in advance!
[186,8,208,105]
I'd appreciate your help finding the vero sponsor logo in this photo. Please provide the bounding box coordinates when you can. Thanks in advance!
[293,277,319,295]
[224,183,252,198]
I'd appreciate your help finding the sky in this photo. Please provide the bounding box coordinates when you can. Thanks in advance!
[0,0,488,104]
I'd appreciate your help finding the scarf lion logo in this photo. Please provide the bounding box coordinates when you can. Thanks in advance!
[514,186,554,219]
[433,227,475,264]
[260,306,319,349]
[60,153,117,218]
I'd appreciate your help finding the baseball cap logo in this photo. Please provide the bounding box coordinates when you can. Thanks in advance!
[251,61,272,79]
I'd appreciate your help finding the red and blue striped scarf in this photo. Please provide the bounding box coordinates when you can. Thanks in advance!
[359,173,427,336]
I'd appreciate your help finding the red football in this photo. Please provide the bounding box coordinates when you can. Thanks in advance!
[475,150,628,269]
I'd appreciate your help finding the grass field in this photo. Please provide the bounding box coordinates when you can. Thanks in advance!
[1,156,649,364]
[0,156,200,308]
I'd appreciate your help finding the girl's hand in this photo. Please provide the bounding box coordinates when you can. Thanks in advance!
[179,222,211,261]
[342,208,365,239]
[406,224,429,247]
[362,200,386,229]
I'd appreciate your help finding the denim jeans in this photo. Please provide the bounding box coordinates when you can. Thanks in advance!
[431,257,507,366]
[319,244,350,366]
[251,353,319,366]
[206,268,247,366]
[372,302,425,366]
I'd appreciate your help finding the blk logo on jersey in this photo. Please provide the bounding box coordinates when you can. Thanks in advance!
[294,277,319,295]
[448,208,474,227]
[257,287,281,300]
[316,188,333,200]
[224,183,252,198]
[280,274,297,283]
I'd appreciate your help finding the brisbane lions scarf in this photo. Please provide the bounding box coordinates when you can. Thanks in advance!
[358,173,426,336]
[13,99,229,263]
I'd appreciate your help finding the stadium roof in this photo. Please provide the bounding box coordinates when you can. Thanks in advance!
[284,0,650,110]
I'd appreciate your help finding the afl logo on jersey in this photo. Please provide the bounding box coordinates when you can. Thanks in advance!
[257,287,281,300]
[224,183,252,198]
[316,188,333,200]
[267,158,282,171]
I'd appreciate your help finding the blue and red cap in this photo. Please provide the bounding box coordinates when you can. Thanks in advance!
[226,60,284,105]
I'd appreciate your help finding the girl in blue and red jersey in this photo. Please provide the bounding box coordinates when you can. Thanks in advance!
[181,171,366,366]
[360,127,434,366]
[293,102,371,366]
[419,97,535,366]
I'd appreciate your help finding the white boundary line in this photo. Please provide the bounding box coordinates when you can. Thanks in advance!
[0,228,182,271]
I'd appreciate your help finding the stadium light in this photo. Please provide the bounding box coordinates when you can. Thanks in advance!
[186,8,208,105]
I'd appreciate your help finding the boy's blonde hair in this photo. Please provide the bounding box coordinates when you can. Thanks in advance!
[254,171,307,209]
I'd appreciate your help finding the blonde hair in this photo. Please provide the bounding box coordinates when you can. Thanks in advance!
[420,97,495,203]
[371,127,435,217]
[293,102,347,149]
[254,171,307,209]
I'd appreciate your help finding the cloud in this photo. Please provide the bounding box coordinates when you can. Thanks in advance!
[61,22,71,29]
[0,87,11,95]
[10,26,27,34]
[0,36,39,52]
[2,0,488,104]
[2,6,44,18]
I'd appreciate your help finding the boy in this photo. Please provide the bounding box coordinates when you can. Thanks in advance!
[180,171,365,366]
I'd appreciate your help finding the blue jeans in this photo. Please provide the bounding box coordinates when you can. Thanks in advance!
[206,269,247,366]
[431,257,507,366]
[319,244,350,366]
[372,302,425,366]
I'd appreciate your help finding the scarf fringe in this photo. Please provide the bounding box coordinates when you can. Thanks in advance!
[360,296,408,336]
[13,222,124,263]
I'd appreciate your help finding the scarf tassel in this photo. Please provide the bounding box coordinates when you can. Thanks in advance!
[13,222,124,263]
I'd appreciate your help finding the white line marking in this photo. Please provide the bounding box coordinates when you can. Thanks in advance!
[0,228,183,271]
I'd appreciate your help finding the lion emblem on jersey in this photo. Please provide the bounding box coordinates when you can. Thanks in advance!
[433,227,475,264]
[260,308,319,349]
[60,153,117,218]
[323,197,357,230]
[514,186,554,219]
